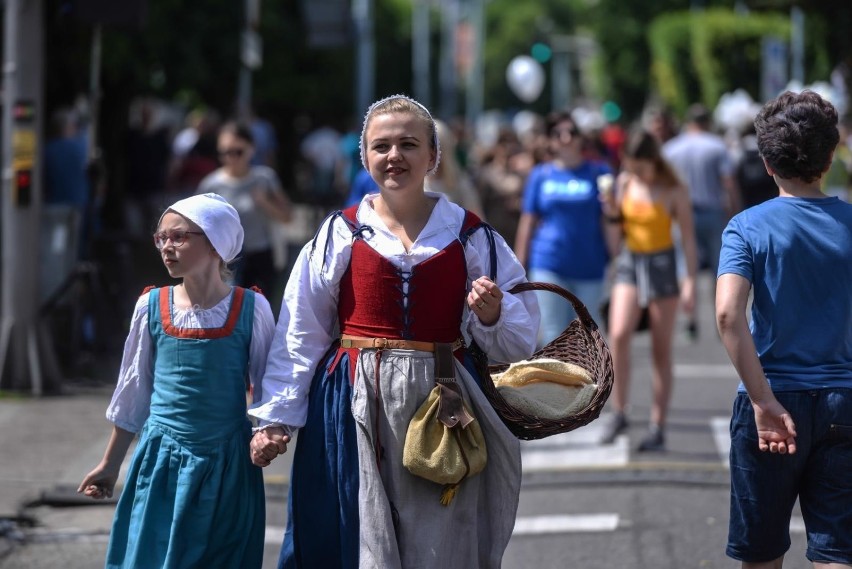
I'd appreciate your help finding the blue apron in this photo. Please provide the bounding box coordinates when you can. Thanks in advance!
[106,287,265,569]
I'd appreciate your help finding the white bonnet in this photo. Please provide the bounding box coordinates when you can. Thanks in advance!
[359,94,441,176]
[160,193,244,263]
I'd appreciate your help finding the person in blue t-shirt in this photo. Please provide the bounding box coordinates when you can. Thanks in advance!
[345,167,379,207]
[44,108,91,260]
[716,90,852,568]
[514,110,613,345]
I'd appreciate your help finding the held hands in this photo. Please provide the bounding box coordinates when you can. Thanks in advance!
[752,398,797,454]
[250,427,291,467]
[467,276,503,326]
[78,462,120,500]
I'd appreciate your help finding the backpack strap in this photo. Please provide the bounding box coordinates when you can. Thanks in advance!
[459,210,497,282]
[308,204,376,273]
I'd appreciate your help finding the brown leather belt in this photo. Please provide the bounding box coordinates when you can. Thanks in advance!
[339,335,465,352]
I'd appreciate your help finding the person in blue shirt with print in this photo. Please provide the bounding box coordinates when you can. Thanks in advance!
[514,110,614,345]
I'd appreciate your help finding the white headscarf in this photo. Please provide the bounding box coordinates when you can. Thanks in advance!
[359,94,441,176]
[160,193,244,263]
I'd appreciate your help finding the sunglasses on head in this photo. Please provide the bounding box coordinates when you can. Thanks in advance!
[218,147,246,158]
[153,229,204,249]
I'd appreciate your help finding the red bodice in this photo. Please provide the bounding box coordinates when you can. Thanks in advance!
[327,205,491,383]
[338,239,467,343]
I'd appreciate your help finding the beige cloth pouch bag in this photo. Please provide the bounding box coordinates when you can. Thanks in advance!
[403,343,487,505]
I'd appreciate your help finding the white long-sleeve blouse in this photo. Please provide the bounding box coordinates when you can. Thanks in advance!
[248,192,540,430]
[105,288,277,433]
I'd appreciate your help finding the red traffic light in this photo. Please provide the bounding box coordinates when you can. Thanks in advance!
[15,170,31,189]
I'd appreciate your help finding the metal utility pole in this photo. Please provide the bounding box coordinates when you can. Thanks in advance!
[238,0,262,120]
[353,0,375,116]
[439,0,459,120]
[790,6,805,84]
[88,24,103,159]
[464,0,485,129]
[1,0,50,393]
[550,35,573,111]
[412,0,431,107]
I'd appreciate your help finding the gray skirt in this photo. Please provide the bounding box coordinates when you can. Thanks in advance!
[613,247,680,308]
[351,348,522,569]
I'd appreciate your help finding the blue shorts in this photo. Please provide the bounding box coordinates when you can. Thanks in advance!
[727,389,852,564]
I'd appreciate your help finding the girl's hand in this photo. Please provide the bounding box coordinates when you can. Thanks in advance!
[468,276,503,326]
[78,463,119,500]
[250,427,290,467]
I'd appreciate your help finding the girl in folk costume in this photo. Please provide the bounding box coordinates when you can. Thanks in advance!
[79,193,276,569]
[249,95,540,569]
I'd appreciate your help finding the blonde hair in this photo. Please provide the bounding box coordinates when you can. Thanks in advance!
[359,94,441,174]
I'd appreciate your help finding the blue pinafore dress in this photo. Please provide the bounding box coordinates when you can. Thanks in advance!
[105,286,265,569]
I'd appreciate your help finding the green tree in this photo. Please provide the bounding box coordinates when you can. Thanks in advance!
[649,9,791,115]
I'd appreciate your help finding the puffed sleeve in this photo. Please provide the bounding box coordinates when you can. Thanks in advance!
[463,227,540,364]
[105,294,154,433]
[248,214,354,429]
[248,291,277,405]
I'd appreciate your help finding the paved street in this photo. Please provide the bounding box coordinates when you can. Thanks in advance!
[0,274,813,568]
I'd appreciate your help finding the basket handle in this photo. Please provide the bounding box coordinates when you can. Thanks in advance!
[507,281,599,331]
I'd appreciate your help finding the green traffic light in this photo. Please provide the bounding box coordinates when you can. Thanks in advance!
[531,42,552,63]
[602,101,622,122]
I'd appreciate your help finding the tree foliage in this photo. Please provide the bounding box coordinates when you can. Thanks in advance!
[41,0,850,199]
[649,9,791,115]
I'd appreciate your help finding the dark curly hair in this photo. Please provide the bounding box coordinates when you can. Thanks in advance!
[754,90,838,183]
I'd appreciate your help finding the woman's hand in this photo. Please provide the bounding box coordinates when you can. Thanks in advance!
[468,276,503,326]
[250,427,291,467]
[78,462,120,500]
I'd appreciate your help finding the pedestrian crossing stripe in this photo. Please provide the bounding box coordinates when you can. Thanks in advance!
[520,419,629,472]
[512,514,620,535]
[711,416,730,467]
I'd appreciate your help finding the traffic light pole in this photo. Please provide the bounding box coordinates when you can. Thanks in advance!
[1,0,52,394]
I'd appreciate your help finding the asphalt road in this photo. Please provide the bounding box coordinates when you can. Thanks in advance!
[0,274,813,568]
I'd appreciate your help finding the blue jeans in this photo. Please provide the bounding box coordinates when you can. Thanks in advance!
[692,207,725,275]
[727,389,852,564]
[528,269,604,348]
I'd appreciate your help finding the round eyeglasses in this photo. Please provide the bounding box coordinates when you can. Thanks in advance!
[153,230,204,250]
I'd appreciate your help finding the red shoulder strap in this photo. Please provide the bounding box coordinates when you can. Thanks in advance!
[249,285,264,296]
[460,210,483,234]
[342,204,359,225]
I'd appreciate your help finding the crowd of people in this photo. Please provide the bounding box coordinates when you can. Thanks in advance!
[72,88,852,569]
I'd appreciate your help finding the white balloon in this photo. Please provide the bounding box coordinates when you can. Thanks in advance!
[506,55,545,103]
[512,110,540,138]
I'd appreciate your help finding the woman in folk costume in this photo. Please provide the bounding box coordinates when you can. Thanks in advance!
[78,193,275,569]
[249,95,540,569]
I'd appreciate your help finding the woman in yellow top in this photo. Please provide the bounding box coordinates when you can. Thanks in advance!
[600,129,698,451]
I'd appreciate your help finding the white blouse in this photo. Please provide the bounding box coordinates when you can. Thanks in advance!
[105,288,277,433]
[248,192,540,430]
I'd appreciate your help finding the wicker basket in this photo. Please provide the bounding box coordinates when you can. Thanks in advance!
[472,281,614,441]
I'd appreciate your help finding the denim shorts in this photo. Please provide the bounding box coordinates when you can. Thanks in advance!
[612,247,679,308]
[727,389,852,564]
